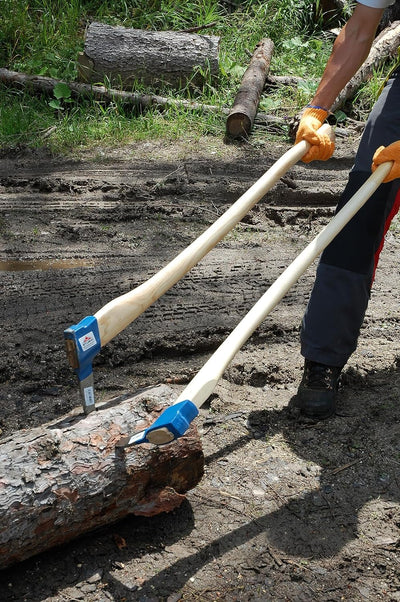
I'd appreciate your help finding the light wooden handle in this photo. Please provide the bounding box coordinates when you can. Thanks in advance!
[175,160,392,409]
[95,124,333,345]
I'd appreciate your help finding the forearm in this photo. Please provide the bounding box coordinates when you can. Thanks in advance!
[311,4,384,111]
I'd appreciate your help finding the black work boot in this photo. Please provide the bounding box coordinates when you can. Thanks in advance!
[294,359,343,419]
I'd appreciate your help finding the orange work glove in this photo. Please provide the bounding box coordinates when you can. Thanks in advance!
[295,107,335,163]
[371,141,400,182]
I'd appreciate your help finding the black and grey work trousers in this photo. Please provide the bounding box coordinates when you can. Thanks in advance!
[301,69,400,367]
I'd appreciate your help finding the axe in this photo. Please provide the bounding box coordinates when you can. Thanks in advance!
[64,125,333,413]
[117,160,393,446]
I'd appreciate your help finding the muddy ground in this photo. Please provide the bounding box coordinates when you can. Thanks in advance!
[0,132,400,602]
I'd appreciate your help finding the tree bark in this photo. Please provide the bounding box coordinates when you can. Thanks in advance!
[226,38,274,139]
[77,22,220,89]
[0,384,204,569]
[331,20,400,112]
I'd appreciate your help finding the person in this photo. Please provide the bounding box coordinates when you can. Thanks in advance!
[292,0,400,419]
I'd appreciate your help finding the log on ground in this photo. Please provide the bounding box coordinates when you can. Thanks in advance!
[78,22,220,89]
[0,384,204,570]
[226,38,274,139]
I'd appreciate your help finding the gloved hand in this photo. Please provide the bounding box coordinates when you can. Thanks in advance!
[371,141,400,182]
[295,107,335,163]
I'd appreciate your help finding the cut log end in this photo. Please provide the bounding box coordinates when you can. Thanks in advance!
[226,112,252,138]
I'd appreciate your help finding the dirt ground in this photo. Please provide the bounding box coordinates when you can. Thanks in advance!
[1,131,400,602]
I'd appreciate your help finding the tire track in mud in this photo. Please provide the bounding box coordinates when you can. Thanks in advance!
[1,150,399,435]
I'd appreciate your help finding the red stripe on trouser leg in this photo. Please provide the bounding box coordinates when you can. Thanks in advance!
[372,187,400,284]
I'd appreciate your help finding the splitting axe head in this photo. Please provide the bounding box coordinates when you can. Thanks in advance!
[116,400,199,447]
[64,316,101,414]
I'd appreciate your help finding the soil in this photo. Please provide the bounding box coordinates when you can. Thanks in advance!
[1,131,400,602]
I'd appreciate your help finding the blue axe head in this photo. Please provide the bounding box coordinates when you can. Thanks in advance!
[116,400,199,447]
[64,316,101,414]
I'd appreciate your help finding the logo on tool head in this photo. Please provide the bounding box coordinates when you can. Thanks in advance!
[78,331,97,352]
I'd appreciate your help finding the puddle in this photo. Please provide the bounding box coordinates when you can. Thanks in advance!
[0,259,95,272]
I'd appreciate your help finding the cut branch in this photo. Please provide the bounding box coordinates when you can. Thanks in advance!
[226,38,274,139]
[0,68,221,114]
[180,22,218,34]
[0,384,204,569]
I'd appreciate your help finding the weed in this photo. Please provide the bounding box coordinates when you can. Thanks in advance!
[49,82,73,111]
[352,60,400,120]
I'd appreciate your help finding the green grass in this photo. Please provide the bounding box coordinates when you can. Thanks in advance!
[352,57,400,121]
[0,90,57,146]
[0,0,390,153]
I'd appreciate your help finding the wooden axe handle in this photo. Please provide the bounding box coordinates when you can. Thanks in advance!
[95,124,334,345]
[174,160,392,409]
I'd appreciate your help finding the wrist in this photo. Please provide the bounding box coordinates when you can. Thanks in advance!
[302,106,329,123]
[305,104,330,112]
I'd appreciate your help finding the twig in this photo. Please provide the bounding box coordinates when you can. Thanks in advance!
[219,489,243,501]
[329,459,360,475]
[181,21,218,34]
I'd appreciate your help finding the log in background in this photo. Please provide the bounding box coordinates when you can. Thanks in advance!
[226,38,274,139]
[78,22,220,89]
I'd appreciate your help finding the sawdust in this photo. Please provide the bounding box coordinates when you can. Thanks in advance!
[1,132,400,601]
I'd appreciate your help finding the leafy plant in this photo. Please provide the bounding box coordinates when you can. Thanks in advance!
[49,82,73,110]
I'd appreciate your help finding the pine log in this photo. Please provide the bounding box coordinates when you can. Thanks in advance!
[0,384,204,570]
[226,38,274,139]
[331,20,400,112]
[77,22,220,89]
